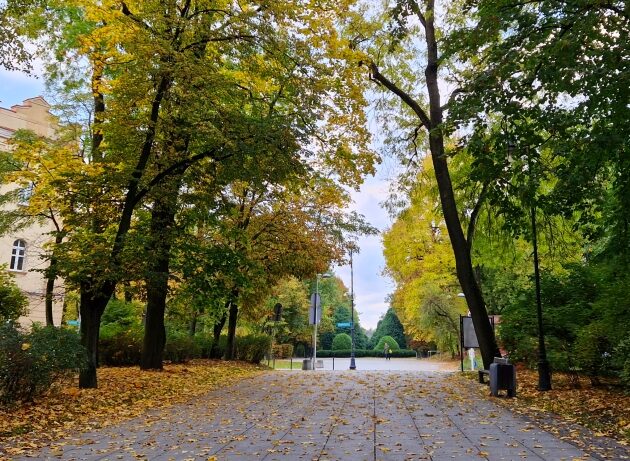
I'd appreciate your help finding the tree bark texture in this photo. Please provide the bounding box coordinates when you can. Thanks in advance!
[141,184,179,370]
[44,232,64,326]
[78,280,113,388]
[225,293,239,360]
[211,310,227,358]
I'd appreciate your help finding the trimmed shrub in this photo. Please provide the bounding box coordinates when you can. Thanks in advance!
[373,336,400,352]
[272,343,294,359]
[99,323,143,366]
[235,334,271,363]
[164,330,200,363]
[316,349,416,358]
[332,333,352,350]
[0,323,86,404]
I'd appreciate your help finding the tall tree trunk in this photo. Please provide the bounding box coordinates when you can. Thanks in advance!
[140,185,178,370]
[78,280,114,388]
[189,313,197,337]
[368,0,500,369]
[123,281,133,302]
[44,232,64,326]
[211,310,227,358]
[225,291,239,360]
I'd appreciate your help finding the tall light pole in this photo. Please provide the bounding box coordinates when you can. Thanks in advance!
[349,250,357,370]
[509,141,551,391]
[312,272,332,370]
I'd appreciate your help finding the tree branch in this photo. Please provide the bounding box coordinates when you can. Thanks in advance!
[368,62,432,130]
[132,146,229,207]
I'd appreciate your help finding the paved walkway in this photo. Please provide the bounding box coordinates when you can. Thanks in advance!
[298,357,458,372]
[26,370,600,461]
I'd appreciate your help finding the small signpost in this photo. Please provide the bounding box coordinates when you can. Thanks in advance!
[336,322,352,328]
[308,293,321,325]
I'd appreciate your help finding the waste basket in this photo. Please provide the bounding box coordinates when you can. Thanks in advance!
[302,359,312,370]
[489,360,516,397]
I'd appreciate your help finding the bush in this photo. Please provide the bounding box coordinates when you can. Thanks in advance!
[164,330,200,363]
[102,299,143,326]
[193,334,214,359]
[99,323,143,366]
[272,343,294,359]
[332,333,352,350]
[373,336,400,352]
[614,336,630,388]
[235,334,271,363]
[0,271,28,322]
[0,323,86,404]
[573,322,613,385]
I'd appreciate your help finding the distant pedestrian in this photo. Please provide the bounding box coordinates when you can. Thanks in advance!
[468,348,477,371]
[383,342,390,360]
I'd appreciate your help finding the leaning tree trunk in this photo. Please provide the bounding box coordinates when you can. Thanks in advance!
[44,232,64,326]
[79,280,114,388]
[422,2,500,369]
[367,0,500,369]
[140,186,178,370]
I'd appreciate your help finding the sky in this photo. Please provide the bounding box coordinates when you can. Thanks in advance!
[0,67,396,330]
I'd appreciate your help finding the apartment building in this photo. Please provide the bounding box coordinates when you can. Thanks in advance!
[0,96,64,325]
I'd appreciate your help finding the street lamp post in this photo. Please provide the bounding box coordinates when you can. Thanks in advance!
[349,250,356,370]
[313,272,332,370]
[509,141,551,391]
[531,192,552,390]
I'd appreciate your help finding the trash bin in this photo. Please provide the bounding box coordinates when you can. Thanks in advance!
[489,360,516,397]
[302,359,312,370]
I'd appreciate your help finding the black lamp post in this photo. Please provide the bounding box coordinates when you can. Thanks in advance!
[530,187,552,391]
[509,141,551,391]
[349,249,356,370]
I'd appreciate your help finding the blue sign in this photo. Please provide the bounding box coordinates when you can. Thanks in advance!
[336,322,352,328]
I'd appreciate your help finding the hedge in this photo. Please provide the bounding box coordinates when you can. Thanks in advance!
[0,323,86,404]
[316,349,416,358]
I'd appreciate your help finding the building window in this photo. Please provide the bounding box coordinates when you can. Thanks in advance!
[10,239,26,271]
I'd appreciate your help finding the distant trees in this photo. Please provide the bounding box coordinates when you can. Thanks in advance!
[370,308,406,350]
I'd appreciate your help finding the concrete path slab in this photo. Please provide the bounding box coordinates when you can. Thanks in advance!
[21,370,610,461]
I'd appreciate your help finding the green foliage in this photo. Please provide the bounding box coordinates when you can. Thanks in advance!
[316,349,416,358]
[331,333,352,350]
[102,299,143,327]
[98,323,143,366]
[0,270,28,322]
[164,331,200,364]
[0,323,86,404]
[235,334,271,364]
[370,308,406,349]
[614,337,630,388]
[192,334,214,359]
[573,323,614,384]
[373,336,400,352]
[272,343,294,359]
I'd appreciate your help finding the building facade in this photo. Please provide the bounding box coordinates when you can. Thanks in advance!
[0,96,64,326]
